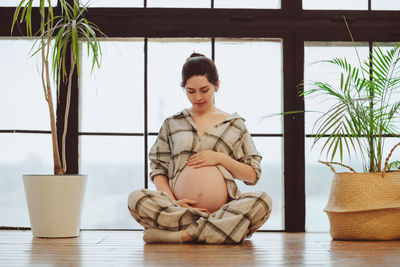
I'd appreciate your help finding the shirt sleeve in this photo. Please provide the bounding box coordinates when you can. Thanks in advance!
[232,120,262,185]
[149,119,171,182]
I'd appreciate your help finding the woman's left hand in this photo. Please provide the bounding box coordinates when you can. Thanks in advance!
[187,150,222,168]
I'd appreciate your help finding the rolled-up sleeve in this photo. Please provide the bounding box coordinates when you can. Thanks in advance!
[233,122,262,185]
[149,120,171,182]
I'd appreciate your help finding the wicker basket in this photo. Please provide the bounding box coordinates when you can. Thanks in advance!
[323,142,400,240]
[324,171,400,240]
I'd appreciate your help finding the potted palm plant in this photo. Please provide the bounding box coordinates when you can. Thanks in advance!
[11,0,104,237]
[303,42,400,240]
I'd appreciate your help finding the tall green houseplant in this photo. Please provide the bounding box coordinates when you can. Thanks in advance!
[11,0,104,175]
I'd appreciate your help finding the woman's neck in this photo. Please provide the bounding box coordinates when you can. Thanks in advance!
[190,105,218,117]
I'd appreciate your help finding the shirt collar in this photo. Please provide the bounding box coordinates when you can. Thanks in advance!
[173,108,244,122]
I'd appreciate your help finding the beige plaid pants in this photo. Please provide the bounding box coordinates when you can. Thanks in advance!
[127,189,272,244]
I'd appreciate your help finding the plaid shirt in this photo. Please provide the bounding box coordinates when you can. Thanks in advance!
[149,109,262,200]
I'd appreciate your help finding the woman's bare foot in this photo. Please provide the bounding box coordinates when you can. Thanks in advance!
[181,230,194,243]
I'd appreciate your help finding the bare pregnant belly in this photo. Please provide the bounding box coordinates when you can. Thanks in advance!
[173,165,229,213]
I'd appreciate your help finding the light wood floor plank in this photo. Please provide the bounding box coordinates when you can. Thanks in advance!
[0,230,399,266]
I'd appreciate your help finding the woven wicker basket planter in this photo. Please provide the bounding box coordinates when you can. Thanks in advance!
[324,171,400,240]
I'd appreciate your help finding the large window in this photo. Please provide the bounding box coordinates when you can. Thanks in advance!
[1,0,399,232]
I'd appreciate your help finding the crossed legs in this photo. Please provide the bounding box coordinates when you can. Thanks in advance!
[127,189,272,244]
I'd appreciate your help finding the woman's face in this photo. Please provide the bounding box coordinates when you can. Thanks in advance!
[184,75,219,114]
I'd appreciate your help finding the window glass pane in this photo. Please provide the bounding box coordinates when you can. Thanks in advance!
[0,39,56,131]
[304,43,369,135]
[148,38,212,132]
[0,133,52,227]
[81,39,144,133]
[0,0,57,6]
[238,137,284,230]
[215,0,280,9]
[215,39,282,134]
[303,0,367,10]
[305,137,364,232]
[81,0,142,7]
[80,135,144,229]
[372,0,400,10]
[147,0,210,8]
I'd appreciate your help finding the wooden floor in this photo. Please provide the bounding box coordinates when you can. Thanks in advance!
[1,230,400,266]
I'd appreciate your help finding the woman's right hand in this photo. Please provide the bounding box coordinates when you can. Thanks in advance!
[175,199,210,213]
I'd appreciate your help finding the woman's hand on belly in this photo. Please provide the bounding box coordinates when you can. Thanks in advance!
[173,165,229,213]
[175,198,210,213]
[187,150,222,168]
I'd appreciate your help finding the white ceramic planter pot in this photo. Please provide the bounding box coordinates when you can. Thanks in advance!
[23,174,87,238]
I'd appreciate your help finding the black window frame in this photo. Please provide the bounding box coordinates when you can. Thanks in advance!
[1,0,399,232]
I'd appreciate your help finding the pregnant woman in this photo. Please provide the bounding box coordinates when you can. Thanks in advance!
[127,53,272,244]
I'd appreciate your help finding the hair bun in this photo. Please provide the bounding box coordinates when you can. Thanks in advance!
[190,52,205,58]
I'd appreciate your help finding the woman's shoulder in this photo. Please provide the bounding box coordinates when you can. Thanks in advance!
[159,109,189,123]
[224,111,246,124]
[171,109,190,118]
[212,108,243,122]
[160,109,192,129]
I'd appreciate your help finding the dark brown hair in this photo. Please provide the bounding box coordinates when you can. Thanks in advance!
[181,52,219,87]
